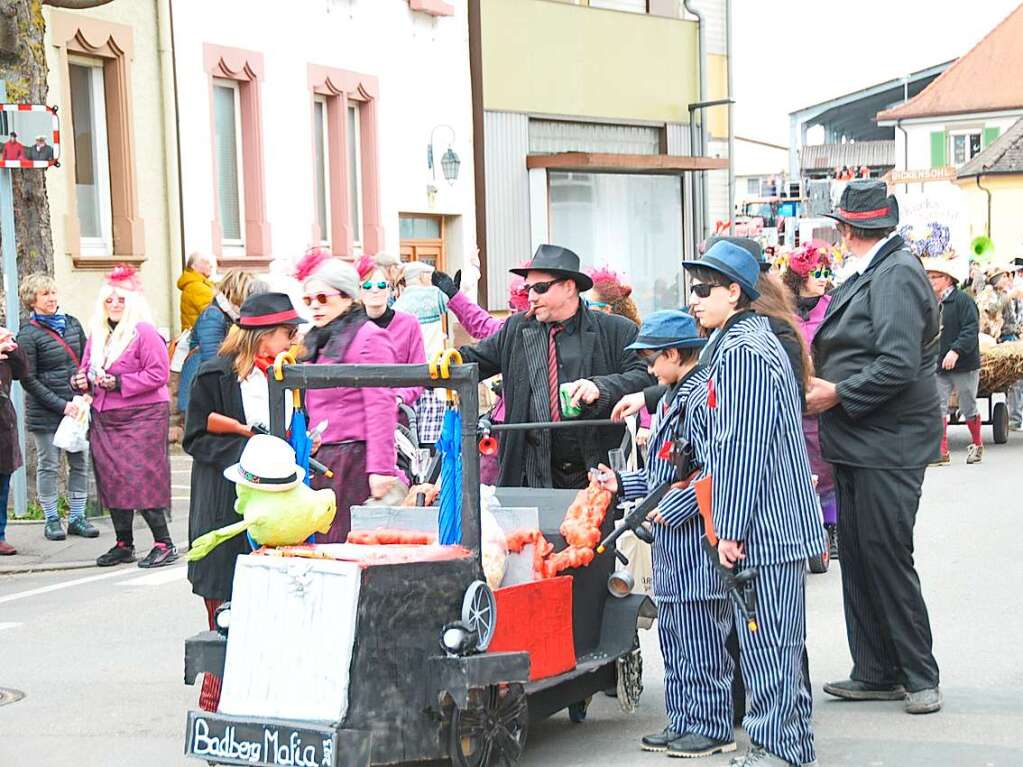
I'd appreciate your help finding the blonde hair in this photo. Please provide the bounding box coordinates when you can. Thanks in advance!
[20,272,58,310]
[218,325,278,380]
[89,284,154,369]
[217,269,260,307]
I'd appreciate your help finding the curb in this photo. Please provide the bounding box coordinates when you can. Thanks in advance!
[0,544,191,576]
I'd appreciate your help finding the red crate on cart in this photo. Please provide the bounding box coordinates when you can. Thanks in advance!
[487,576,575,681]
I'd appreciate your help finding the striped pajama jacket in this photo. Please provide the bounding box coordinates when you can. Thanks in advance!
[702,312,826,766]
[619,365,733,742]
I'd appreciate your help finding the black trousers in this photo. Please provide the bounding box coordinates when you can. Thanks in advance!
[833,464,939,692]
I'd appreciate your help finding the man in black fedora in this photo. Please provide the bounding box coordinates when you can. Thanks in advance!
[806,180,943,714]
[459,244,650,488]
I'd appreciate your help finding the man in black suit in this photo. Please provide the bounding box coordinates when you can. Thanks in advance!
[806,181,943,715]
[460,245,650,488]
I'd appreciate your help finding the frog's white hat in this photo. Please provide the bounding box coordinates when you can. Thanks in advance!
[224,434,304,492]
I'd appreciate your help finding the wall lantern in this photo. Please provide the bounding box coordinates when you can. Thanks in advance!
[428,124,460,185]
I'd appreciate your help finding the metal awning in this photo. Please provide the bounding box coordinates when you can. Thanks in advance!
[526,152,728,175]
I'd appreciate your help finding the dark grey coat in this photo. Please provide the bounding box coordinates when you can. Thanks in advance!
[16,317,87,433]
[460,306,652,487]
[812,236,942,469]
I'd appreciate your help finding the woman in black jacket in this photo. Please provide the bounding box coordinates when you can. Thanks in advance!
[183,293,302,712]
[0,327,26,555]
[15,273,97,541]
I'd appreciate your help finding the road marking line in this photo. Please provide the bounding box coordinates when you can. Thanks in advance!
[118,565,186,587]
[0,622,22,632]
[0,568,135,605]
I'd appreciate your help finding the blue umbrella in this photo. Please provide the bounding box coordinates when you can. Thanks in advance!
[289,407,312,488]
[437,406,462,546]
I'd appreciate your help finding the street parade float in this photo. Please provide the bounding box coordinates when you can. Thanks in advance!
[182,358,655,767]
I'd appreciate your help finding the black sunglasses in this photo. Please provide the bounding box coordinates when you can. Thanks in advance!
[690,283,724,299]
[524,278,566,295]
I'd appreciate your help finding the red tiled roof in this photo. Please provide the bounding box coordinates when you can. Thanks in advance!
[877,3,1023,121]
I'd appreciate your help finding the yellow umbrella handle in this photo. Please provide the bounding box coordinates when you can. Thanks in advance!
[429,349,462,402]
[272,351,302,409]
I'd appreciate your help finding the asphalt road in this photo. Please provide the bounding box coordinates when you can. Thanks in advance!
[0,428,1020,766]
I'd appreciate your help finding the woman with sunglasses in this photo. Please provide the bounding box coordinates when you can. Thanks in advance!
[183,292,303,712]
[72,266,178,568]
[295,251,398,542]
[782,242,838,558]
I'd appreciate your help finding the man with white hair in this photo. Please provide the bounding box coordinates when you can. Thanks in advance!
[177,252,216,330]
[392,261,448,358]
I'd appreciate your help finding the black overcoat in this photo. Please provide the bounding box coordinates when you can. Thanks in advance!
[812,235,942,469]
[460,306,652,486]
[183,355,249,601]
[937,288,980,372]
[0,346,27,474]
[16,317,87,433]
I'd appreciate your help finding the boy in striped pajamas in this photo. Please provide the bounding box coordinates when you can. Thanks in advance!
[683,241,825,767]
[598,309,737,759]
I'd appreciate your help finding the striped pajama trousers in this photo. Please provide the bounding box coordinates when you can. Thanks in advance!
[734,560,815,766]
[658,598,734,741]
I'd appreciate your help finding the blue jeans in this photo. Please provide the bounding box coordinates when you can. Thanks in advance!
[0,473,10,541]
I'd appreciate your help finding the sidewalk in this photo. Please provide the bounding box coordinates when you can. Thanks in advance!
[0,449,193,575]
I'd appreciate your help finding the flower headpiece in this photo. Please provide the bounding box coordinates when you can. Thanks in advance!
[106,264,142,292]
[586,266,632,302]
[787,240,833,278]
[294,247,332,282]
[354,254,376,281]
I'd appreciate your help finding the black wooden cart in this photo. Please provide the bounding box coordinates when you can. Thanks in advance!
[183,362,654,767]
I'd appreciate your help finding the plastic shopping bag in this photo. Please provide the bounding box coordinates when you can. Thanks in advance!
[617,528,653,596]
[169,329,191,373]
[52,396,91,453]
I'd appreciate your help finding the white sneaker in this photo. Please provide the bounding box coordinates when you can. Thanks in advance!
[966,444,984,464]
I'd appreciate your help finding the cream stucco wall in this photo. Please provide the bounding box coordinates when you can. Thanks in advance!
[171,0,477,298]
[482,0,699,124]
[956,175,1023,257]
[42,0,179,336]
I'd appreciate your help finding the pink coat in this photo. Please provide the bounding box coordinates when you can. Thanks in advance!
[305,321,398,477]
[797,294,832,346]
[80,322,170,412]
[382,309,426,406]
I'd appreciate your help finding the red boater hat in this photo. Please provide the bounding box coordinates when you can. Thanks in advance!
[238,292,302,328]
[825,180,900,229]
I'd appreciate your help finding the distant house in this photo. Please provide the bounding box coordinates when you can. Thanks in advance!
[955,118,1023,255]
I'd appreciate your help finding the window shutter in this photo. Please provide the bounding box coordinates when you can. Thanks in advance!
[930,131,947,168]
[983,127,1000,148]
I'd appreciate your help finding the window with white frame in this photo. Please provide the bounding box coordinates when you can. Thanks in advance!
[213,80,245,250]
[950,131,982,166]
[746,177,761,195]
[313,96,331,246]
[68,59,112,257]
[347,103,363,250]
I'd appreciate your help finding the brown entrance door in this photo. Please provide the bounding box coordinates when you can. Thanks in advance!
[399,214,445,269]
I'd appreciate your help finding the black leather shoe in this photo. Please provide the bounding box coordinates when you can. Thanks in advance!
[67,518,100,538]
[667,733,737,758]
[823,679,906,701]
[96,543,135,567]
[44,519,66,541]
[641,727,682,752]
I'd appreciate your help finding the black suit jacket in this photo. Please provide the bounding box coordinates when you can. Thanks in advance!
[812,235,942,469]
[460,306,652,486]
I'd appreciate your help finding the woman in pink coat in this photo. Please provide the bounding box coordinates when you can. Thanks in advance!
[72,266,177,568]
[296,252,398,543]
[782,242,837,557]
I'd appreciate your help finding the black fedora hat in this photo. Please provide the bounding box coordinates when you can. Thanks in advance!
[510,245,594,291]
[825,180,900,229]
[238,292,303,328]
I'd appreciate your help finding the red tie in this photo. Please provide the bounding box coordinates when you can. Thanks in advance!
[548,324,563,421]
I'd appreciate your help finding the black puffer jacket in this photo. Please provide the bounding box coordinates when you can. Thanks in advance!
[16,316,87,433]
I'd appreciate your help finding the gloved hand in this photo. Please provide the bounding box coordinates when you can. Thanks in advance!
[432,269,461,299]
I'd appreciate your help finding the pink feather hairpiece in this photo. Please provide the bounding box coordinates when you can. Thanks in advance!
[587,265,632,300]
[354,254,376,281]
[294,247,332,282]
[106,264,142,292]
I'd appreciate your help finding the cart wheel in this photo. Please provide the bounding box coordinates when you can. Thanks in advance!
[568,697,591,723]
[993,402,1009,444]
[808,548,829,574]
[449,684,528,767]
[616,644,644,714]
[462,581,497,651]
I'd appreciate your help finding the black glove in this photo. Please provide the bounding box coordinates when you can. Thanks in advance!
[431,269,461,299]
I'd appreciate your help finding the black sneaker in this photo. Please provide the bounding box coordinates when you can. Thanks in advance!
[67,518,100,538]
[668,733,737,758]
[138,543,178,569]
[826,524,839,560]
[823,679,906,701]
[641,727,682,752]
[44,518,66,541]
[97,543,136,567]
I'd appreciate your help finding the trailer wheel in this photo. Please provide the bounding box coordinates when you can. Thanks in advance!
[568,697,591,723]
[993,401,1010,444]
[808,548,829,574]
[450,684,528,767]
[617,643,644,714]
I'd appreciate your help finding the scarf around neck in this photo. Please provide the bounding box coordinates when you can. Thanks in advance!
[214,292,241,322]
[300,307,369,363]
[32,310,67,336]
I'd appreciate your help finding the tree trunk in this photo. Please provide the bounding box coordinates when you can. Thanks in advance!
[0,0,52,325]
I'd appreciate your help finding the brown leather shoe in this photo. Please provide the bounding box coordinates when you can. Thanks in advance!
[0,540,17,555]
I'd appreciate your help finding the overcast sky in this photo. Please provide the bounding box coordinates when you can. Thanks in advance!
[732,0,1022,145]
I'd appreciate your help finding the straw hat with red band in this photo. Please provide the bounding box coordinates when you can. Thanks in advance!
[106,264,143,292]
[824,180,900,230]
[238,292,303,328]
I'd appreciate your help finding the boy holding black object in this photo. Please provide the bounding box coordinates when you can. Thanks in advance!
[596,310,736,759]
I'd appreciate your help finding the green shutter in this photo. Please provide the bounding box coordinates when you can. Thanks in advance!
[930,131,947,168]
[983,127,1000,147]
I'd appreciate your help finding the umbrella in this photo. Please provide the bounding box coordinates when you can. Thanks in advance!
[437,406,462,546]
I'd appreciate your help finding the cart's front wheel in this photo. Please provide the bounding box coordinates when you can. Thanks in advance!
[617,644,644,713]
[993,401,1010,444]
[567,697,591,723]
[808,548,829,574]
[450,684,528,767]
